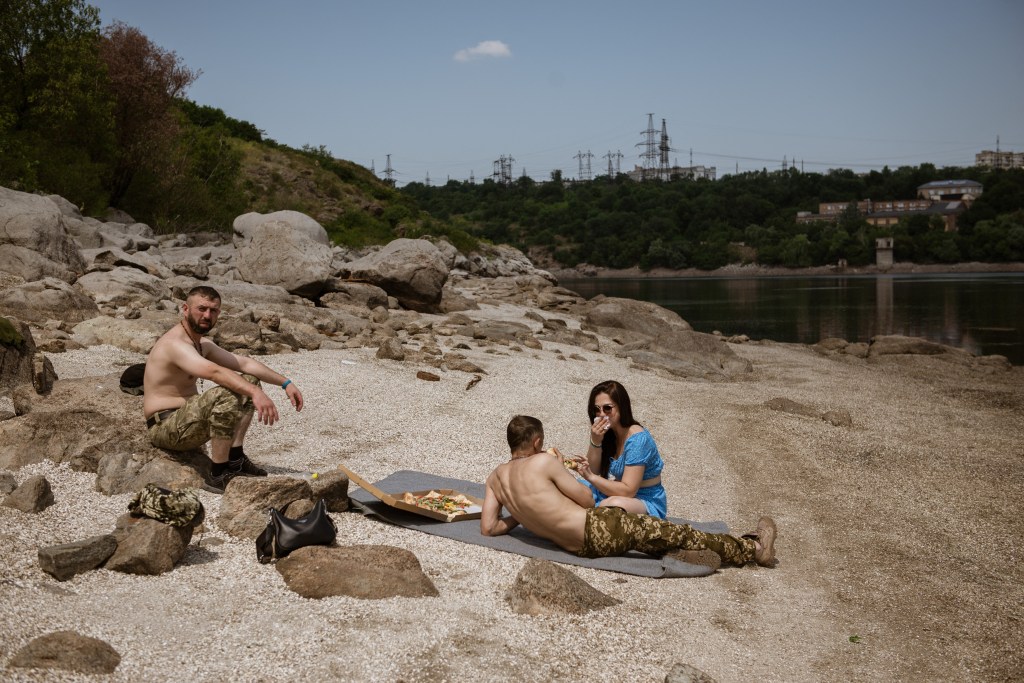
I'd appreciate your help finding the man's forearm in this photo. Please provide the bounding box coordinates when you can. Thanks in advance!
[482,515,519,537]
[208,366,264,397]
[234,357,288,387]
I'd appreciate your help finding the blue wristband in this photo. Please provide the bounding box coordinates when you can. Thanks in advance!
[281,379,292,390]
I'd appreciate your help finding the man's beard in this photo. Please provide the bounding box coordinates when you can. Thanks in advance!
[186,316,213,335]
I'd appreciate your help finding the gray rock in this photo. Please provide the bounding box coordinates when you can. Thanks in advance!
[235,221,334,297]
[2,474,55,513]
[233,209,329,246]
[217,476,312,539]
[815,337,849,351]
[868,334,948,356]
[538,327,601,352]
[210,318,264,353]
[0,372,207,483]
[0,186,87,281]
[8,630,121,674]
[95,448,208,495]
[0,277,100,324]
[71,315,170,354]
[32,352,57,394]
[338,238,449,313]
[506,558,620,615]
[38,534,118,581]
[764,397,820,419]
[45,194,83,219]
[376,338,405,361]
[82,246,173,278]
[618,330,752,380]
[276,545,439,599]
[822,409,853,427]
[585,296,692,337]
[102,207,135,224]
[0,470,15,494]
[75,266,171,308]
[666,662,717,683]
[843,342,870,358]
[321,281,389,310]
[104,514,192,575]
[1,317,34,396]
[310,469,350,513]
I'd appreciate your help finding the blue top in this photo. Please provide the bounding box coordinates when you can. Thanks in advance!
[587,429,668,519]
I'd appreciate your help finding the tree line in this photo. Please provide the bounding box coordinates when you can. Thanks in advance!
[400,165,1024,269]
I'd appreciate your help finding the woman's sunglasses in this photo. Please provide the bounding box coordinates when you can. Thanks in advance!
[594,404,615,414]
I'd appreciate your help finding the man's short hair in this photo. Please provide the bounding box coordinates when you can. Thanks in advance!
[507,415,543,452]
[186,285,221,302]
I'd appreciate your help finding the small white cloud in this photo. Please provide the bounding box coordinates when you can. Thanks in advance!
[454,40,511,62]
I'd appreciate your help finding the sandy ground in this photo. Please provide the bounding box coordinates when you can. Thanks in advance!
[1,302,1022,682]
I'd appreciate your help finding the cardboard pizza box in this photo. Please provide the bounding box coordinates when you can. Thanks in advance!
[338,465,484,523]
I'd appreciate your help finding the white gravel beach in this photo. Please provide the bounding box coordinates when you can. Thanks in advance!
[2,299,1022,682]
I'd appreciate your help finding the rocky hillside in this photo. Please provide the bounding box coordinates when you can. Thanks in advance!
[234,142,393,229]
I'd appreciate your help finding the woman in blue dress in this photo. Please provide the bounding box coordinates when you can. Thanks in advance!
[577,380,668,519]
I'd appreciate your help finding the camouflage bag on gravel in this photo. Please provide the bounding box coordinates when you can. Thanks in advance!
[128,484,205,528]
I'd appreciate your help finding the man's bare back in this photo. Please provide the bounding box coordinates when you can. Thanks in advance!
[482,452,595,553]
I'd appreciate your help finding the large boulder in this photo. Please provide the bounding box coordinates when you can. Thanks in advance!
[63,216,104,249]
[584,297,692,338]
[235,221,334,298]
[71,316,171,354]
[275,545,439,599]
[233,210,329,246]
[104,514,193,575]
[38,534,118,581]
[165,279,301,311]
[217,476,313,539]
[506,558,620,615]
[0,373,207,491]
[45,194,84,219]
[0,277,100,324]
[338,238,449,313]
[82,246,173,278]
[0,186,87,281]
[616,329,752,380]
[75,266,171,308]
[868,334,950,357]
[321,281,390,310]
[8,631,121,674]
[1,317,34,396]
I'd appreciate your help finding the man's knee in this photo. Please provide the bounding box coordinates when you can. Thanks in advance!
[206,386,251,437]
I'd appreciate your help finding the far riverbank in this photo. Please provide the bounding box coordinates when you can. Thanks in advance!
[549,261,1024,281]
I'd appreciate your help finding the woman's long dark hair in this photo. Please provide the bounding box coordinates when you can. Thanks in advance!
[588,380,642,477]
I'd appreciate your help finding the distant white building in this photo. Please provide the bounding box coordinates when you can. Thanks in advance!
[976,149,1024,169]
[626,164,716,182]
[916,179,983,202]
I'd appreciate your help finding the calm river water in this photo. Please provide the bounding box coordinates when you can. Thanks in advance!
[558,273,1024,365]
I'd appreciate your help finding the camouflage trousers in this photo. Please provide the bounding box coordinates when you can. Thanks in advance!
[579,506,756,566]
[148,374,259,451]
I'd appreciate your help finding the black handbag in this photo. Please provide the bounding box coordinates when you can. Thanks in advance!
[255,498,337,563]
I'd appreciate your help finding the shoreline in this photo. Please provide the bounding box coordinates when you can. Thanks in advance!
[551,260,1024,280]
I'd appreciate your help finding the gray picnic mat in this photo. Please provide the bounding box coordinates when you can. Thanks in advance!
[346,469,731,578]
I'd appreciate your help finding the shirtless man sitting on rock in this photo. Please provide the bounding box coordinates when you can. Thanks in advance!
[144,285,303,492]
[481,415,777,568]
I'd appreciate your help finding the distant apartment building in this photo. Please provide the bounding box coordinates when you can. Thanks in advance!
[795,179,981,232]
[976,149,1024,169]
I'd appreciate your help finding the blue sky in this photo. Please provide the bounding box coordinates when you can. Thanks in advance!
[92,0,1024,185]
